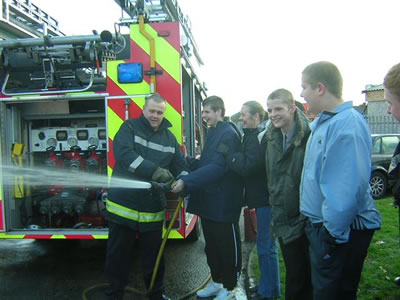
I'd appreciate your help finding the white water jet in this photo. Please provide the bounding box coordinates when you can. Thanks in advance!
[0,164,151,189]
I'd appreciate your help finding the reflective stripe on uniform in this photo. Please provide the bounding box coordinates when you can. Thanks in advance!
[135,136,175,153]
[106,199,164,223]
[129,155,144,173]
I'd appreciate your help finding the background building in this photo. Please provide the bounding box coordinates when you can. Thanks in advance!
[363,84,400,134]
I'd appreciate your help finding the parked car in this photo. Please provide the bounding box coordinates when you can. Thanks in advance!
[370,134,400,199]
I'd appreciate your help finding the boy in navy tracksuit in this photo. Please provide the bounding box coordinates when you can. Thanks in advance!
[171,96,243,299]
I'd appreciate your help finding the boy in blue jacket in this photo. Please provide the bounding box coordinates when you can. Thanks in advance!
[300,61,381,300]
[172,96,243,300]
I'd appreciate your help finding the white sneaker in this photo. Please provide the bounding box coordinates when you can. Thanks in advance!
[196,281,223,298]
[213,288,236,300]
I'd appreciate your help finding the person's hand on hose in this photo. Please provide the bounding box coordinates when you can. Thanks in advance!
[152,167,174,184]
[171,179,185,193]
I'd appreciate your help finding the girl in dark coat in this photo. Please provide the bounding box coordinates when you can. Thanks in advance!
[225,101,280,299]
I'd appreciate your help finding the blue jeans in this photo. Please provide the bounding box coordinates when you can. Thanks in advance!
[256,206,281,298]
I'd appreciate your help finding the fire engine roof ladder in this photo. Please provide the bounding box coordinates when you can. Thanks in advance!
[1,0,64,38]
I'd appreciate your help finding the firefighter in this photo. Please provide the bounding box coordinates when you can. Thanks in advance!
[104,93,188,300]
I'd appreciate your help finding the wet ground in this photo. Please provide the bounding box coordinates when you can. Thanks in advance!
[0,212,255,300]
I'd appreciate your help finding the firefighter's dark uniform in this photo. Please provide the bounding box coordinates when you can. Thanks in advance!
[105,115,188,300]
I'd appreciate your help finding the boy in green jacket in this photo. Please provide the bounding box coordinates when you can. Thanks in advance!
[264,88,312,300]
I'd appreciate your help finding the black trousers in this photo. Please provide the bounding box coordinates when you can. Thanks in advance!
[305,222,375,300]
[104,221,165,300]
[279,234,313,300]
[201,218,242,290]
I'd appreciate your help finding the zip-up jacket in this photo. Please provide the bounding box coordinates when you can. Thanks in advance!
[265,110,311,244]
[300,102,381,243]
[389,142,400,200]
[106,115,188,232]
[183,121,244,223]
[226,127,269,209]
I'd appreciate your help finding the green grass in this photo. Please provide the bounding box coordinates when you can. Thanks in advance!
[251,197,400,299]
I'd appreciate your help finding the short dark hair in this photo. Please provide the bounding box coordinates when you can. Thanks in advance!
[302,61,343,99]
[384,63,400,97]
[243,100,266,120]
[203,95,225,117]
[144,93,165,107]
[267,88,295,107]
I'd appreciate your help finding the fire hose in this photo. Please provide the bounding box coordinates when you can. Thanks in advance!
[82,182,211,300]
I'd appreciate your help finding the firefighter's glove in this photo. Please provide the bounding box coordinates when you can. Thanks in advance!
[152,167,174,184]
[151,181,172,192]
[216,143,230,156]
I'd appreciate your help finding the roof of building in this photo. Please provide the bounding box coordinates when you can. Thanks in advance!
[362,84,384,93]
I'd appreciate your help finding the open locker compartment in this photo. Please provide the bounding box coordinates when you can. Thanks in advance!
[1,96,109,235]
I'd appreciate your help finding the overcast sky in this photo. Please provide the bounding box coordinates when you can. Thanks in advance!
[35,0,400,115]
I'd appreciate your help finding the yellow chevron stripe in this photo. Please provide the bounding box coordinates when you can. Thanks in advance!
[50,235,67,239]
[107,165,113,177]
[0,233,25,238]
[107,166,112,178]
[107,106,124,141]
[162,228,183,239]
[107,61,182,143]
[130,24,181,84]
[93,234,108,239]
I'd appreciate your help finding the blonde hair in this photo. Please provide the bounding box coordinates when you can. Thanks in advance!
[384,63,400,97]
[243,100,266,120]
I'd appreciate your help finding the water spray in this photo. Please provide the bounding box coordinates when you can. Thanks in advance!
[0,164,151,190]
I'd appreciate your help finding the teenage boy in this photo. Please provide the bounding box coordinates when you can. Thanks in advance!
[265,88,312,300]
[384,62,400,286]
[171,96,243,300]
[300,61,381,300]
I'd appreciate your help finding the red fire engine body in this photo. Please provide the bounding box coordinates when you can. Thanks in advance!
[0,0,206,240]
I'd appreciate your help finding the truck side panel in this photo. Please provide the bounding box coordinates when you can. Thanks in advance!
[106,22,186,239]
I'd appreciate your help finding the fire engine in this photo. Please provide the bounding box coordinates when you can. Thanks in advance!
[0,0,206,240]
